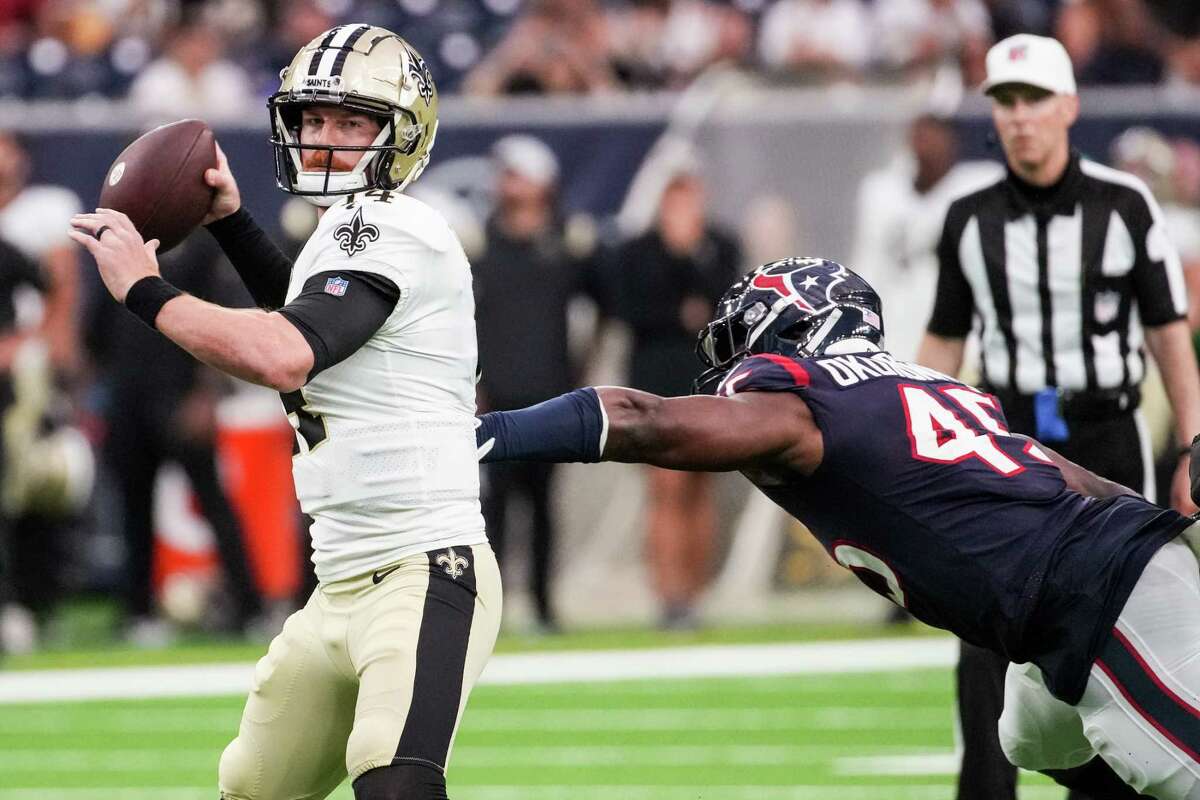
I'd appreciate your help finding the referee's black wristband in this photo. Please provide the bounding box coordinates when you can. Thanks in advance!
[124,276,183,330]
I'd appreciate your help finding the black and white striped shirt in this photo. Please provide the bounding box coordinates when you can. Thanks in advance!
[928,151,1186,394]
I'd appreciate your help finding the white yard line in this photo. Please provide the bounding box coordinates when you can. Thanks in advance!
[0,637,956,704]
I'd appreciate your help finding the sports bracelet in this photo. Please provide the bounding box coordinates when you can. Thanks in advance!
[124,275,183,330]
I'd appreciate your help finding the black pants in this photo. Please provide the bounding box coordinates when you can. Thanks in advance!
[0,513,61,615]
[107,412,261,625]
[481,461,557,626]
[956,410,1146,800]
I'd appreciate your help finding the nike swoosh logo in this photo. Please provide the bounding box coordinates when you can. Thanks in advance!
[372,564,401,585]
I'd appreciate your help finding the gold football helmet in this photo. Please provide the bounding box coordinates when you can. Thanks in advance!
[269,24,439,205]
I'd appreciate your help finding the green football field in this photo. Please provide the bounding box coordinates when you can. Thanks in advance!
[0,626,1062,800]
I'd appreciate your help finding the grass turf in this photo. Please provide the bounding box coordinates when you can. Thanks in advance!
[0,608,1055,798]
[0,666,1058,799]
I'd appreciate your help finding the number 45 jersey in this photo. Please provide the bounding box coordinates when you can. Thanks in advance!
[718,351,1190,704]
[282,191,486,584]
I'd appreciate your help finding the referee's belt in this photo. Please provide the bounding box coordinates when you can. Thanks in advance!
[984,385,1140,421]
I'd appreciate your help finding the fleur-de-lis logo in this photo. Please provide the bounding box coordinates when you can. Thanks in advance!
[405,44,434,105]
[436,548,469,579]
[333,207,379,257]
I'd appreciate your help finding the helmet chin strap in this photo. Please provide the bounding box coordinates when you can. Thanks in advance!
[297,172,368,206]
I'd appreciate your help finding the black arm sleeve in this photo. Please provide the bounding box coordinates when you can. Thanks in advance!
[204,208,294,310]
[277,270,402,380]
[926,202,975,338]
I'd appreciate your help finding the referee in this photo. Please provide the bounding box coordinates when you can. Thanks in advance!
[918,34,1200,800]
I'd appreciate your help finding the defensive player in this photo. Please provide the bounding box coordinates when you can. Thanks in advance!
[69,26,499,800]
[477,257,1200,800]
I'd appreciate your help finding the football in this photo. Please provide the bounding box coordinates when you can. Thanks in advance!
[98,119,216,254]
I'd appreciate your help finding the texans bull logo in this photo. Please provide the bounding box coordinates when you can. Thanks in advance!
[749,257,849,314]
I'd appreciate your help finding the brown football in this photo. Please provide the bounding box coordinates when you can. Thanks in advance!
[98,119,216,254]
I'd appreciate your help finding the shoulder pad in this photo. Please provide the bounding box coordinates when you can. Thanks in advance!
[716,354,810,397]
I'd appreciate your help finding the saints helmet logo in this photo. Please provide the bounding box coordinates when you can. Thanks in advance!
[334,207,379,257]
[404,44,435,106]
[436,548,469,579]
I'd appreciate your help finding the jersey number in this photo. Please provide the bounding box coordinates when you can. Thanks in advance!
[281,390,327,455]
[345,189,394,209]
[899,385,1051,475]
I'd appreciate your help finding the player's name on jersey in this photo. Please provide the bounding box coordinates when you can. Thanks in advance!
[817,352,953,387]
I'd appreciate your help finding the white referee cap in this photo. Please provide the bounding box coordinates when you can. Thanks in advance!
[982,34,1077,97]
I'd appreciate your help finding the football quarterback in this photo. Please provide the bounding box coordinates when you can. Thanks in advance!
[70,25,499,800]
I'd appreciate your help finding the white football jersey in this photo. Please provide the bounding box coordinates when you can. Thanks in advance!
[283,190,486,582]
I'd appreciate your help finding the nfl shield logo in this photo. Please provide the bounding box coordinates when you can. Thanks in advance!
[324,276,349,297]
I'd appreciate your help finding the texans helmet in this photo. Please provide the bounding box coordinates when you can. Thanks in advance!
[695,257,885,392]
[269,24,439,205]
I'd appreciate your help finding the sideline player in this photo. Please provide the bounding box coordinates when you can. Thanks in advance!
[69,25,499,800]
[477,257,1200,800]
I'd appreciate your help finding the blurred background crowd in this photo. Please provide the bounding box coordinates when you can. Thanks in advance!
[1,0,1199,657]
[0,0,1199,108]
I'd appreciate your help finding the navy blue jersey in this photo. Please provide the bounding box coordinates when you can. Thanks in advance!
[718,351,1189,703]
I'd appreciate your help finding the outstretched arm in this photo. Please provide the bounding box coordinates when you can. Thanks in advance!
[478,386,822,474]
[598,387,821,472]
